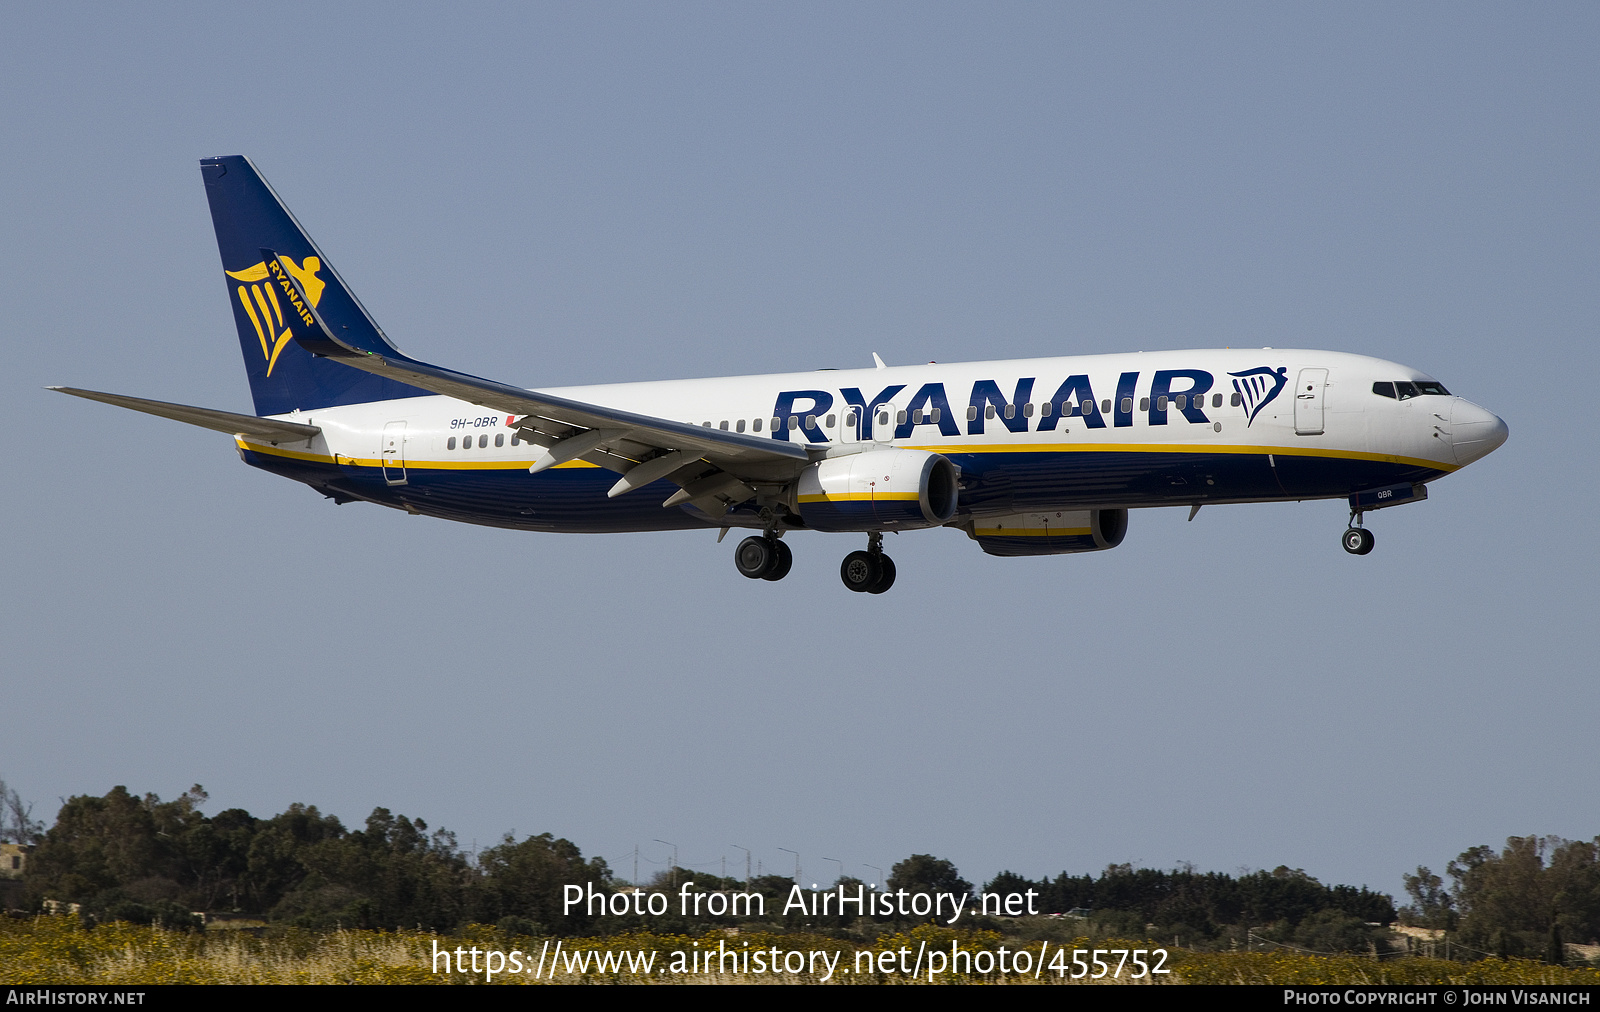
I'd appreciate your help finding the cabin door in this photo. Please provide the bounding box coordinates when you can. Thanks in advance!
[1294,369,1327,436]
[380,421,408,485]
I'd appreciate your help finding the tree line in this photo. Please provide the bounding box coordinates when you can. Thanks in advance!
[1399,835,1600,962]
[3,781,1595,957]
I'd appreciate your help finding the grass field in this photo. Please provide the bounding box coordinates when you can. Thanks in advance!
[3,916,1597,985]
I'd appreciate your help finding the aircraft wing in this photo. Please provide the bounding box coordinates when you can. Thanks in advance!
[260,250,810,515]
[50,387,322,442]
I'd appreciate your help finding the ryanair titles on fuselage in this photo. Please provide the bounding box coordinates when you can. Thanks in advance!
[767,364,1288,442]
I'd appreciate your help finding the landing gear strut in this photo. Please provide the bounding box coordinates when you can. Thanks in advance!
[735,534,792,580]
[840,531,896,594]
[1342,511,1375,555]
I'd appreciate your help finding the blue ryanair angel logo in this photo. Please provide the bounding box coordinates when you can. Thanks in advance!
[1229,366,1288,426]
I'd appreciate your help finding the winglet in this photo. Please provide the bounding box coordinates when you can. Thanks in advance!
[872,352,887,369]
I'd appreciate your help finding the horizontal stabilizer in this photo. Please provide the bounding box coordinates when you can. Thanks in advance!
[50,387,321,442]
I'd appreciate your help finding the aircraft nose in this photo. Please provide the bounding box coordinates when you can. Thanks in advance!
[1450,398,1509,466]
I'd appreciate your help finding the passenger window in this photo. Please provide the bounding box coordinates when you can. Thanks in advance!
[1140,397,1150,412]
[1230,392,1242,407]
[911,408,923,424]
[736,419,745,433]
[1372,382,1396,399]
[1121,397,1134,414]
[495,433,504,447]
[1003,404,1015,419]
[826,413,836,427]
[788,416,799,430]
[966,405,978,421]
[1212,393,1223,408]
[719,420,728,430]
[1175,394,1186,410]
[805,414,816,430]
[754,418,763,432]
[1022,403,1034,417]
[1156,396,1168,411]
[1101,399,1112,414]
[770,417,780,430]
[844,411,856,427]
[479,435,488,448]
[896,410,907,424]
[985,405,995,420]
[930,408,940,423]
[511,434,521,446]
[1040,402,1052,417]
[447,436,456,450]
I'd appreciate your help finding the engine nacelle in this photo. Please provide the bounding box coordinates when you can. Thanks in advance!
[795,448,959,532]
[968,509,1128,557]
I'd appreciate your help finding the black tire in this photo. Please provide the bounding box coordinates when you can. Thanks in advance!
[866,553,896,594]
[1342,527,1375,555]
[761,539,793,581]
[840,550,881,592]
[736,536,775,578]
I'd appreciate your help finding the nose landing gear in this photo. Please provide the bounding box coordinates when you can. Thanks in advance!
[1342,511,1375,555]
[840,531,896,594]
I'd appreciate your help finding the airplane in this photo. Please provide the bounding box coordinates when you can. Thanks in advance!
[54,156,1509,594]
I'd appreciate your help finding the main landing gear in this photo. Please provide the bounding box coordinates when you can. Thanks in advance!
[840,531,896,594]
[735,534,793,581]
[1342,511,1375,555]
[731,529,897,593]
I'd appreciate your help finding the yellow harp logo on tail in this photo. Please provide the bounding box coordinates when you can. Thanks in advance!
[225,256,326,377]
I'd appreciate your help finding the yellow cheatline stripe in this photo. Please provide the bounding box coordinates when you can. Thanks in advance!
[797,491,921,503]
[974,527,1092,537]
[237,287,269,359]
[904,440,1456,472]
[235,440,602,470]
[239,437,1450,476]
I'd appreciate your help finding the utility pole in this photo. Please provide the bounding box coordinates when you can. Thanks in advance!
[654,839,678,888]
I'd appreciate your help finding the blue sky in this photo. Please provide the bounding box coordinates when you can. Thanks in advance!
[3,4,1594,898]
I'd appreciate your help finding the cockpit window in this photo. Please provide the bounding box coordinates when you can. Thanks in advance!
[1376,379,1449,400]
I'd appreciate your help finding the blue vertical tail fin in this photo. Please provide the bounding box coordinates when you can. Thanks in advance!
[200,155,428,416]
